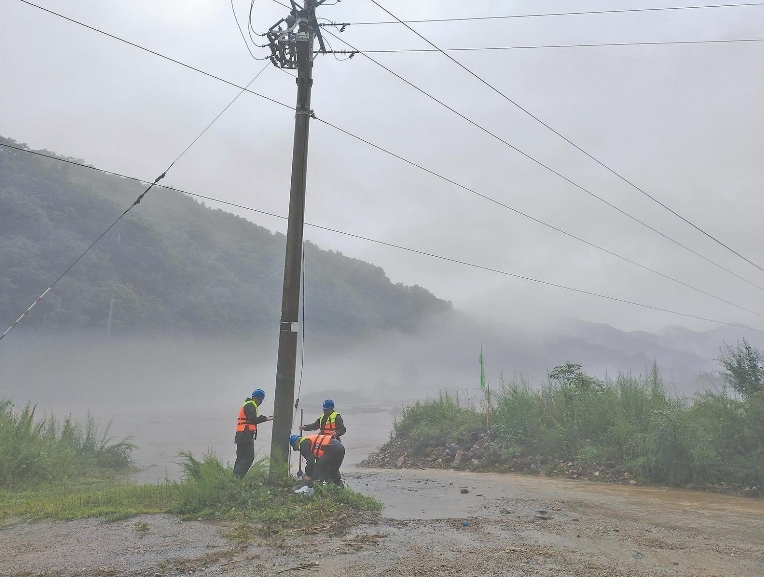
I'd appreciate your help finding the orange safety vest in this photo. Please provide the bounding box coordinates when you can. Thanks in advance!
[304,433,333,459]
[236,400,259,437]
[318,411,341,436]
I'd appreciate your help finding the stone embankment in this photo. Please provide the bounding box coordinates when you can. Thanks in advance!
[361,433,760,496]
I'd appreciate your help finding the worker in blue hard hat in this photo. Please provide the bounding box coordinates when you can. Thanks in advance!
[290,432,345,486]
[300,399,346,441]
[233,388,273,478]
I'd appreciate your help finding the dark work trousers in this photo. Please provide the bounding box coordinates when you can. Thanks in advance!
[233,442,255,478]
[313,440,345,485]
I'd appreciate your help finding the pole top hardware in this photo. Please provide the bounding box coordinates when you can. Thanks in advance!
[267,0,330,69]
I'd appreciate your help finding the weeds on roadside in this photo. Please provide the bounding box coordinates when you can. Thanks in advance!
[0,451,381,535]
[393,355,764,490]
[0,399,134,490]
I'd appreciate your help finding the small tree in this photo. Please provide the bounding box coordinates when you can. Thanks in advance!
[717,339,764,399]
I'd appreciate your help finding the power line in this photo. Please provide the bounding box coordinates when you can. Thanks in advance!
[339,2,764,25]
[15,0,293,113]
[13,1,764,296]
[341,38,764,53]
[0,144,764,332]
[321,27,764,294]
[369,0,764,275]
[231,0,271,60]
[3,143,761,333]
[0,64,270,342]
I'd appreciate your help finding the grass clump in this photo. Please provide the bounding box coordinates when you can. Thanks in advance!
[0,399,134,490]
[170,452,381,536]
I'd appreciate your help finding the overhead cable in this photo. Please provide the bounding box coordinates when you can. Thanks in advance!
[0,63,270,342]
[345,38,764,53]
[4,143,763,330]
[341,2,764,25]
[369,0,764,274]
[14,1,764,295]
[3,143,760,333]
[15,0,292,113]
[322,27,764,294]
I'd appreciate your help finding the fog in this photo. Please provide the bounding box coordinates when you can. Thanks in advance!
[2,311,761,481]
[2,0,762,335]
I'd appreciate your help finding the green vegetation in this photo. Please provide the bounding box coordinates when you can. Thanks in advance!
[0,404,380,534]
[0,399,133,490]
[169,453,380,536]
[0,136,450,338]
[0,452,380,535]
[393,341,764,491]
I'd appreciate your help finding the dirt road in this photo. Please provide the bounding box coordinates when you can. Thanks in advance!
[2,466,762,577]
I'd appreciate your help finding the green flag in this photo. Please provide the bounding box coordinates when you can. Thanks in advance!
[479,345,485,390]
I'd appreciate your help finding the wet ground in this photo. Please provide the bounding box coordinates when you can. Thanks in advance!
[2,466,762,577]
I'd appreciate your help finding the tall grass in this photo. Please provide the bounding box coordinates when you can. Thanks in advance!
[394,366,764,490]
[393,392,486,454]
[0,399,134,489]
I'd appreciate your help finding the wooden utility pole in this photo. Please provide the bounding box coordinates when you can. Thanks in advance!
[268,4,316,482]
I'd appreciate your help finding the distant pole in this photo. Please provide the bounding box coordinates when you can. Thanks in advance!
[269,5,315,482]
[106,298,114,338]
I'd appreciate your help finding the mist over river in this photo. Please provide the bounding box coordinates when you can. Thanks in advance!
[0,334,442,482]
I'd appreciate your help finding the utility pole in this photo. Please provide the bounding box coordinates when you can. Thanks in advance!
[267,0,324,482]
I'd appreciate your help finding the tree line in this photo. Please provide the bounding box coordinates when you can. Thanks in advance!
[0,136,451,338]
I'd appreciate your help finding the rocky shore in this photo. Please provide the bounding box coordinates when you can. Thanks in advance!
[360,433,761,496]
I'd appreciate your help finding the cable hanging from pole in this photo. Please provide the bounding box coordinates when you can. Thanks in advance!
[315,37,764,53]
[3,143,762,333]
[18,0,762,294]
[368,0,764,275]
[335,2,764,26]
[0,63,270,343]
[4,137,764,324]
[320,27,764,295]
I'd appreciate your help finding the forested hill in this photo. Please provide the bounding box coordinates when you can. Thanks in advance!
[0,137,451,338]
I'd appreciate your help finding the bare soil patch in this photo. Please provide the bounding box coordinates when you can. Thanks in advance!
[2,468,762,576]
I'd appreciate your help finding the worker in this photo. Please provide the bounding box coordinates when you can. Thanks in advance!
[289,432,345,486]
[300,399,346,440]
[233,388,273,479]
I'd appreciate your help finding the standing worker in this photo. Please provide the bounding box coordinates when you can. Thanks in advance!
[233,389,273,479]
[300,399,346,440]
[289,433,345,485]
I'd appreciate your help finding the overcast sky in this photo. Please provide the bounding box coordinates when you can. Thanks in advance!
[2,0,763,334]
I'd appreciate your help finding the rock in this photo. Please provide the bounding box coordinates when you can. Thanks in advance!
[452,449,464,466]
[395,455,405,468]
[460,488,469,494]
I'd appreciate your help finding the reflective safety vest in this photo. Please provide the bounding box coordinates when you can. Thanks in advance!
[236,400,259,436]
[303,433,333,459]
[318,411,340,435]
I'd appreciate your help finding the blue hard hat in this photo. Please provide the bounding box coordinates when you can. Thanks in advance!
[322,399,335,410]
[289,434,301,448]
[251,389,265,400]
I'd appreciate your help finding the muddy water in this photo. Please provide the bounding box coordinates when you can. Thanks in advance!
[0,336,402,482]
[124,403,398,482]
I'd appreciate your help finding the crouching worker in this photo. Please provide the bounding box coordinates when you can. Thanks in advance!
[289,433,345,486]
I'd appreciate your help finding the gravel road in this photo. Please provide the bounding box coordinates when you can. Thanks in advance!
[2,467,763,577]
